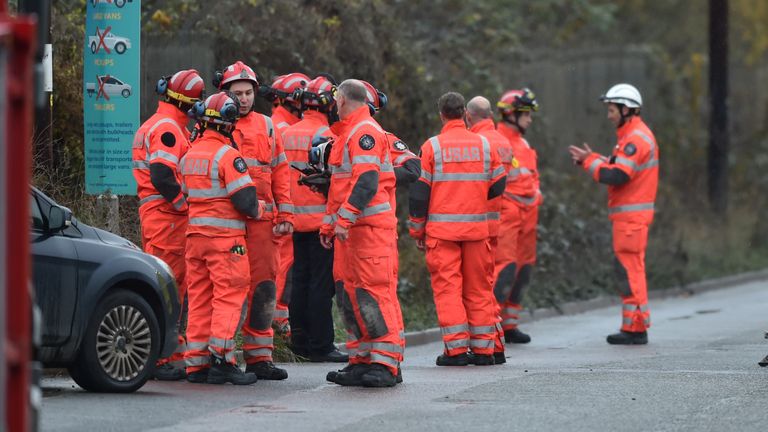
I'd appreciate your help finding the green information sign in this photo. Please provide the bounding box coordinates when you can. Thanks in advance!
[83,0,140,195]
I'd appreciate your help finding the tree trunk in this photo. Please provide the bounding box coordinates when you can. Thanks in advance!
[708,0,729,214]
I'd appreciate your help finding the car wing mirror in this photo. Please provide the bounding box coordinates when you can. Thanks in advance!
[47,206,72,232]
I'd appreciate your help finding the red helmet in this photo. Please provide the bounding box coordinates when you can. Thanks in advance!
[360,80,388,113]
[189,91,240,131]
[301,75,337,110]
[269,72,310,104]
[497,88,539,116]
[215,60,259,90]
[160,69,205,105]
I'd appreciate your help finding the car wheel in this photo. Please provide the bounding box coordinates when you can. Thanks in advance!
[115,42,126,54]
[115,0,126,7]
[91,0,97,6]
[121,89,131,98]
[90,42,97,54]
[67,289,160,393]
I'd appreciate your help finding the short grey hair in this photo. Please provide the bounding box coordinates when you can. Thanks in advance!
[467,96,493,119]
[337,79,367,103]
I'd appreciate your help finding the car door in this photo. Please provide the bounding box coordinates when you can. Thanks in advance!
[30,192,79,346]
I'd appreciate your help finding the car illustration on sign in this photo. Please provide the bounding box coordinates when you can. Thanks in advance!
[86,75,132,99]
[89,29,131,55]
[91,0,132,7]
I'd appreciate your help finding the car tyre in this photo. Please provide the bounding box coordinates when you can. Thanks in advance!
[115,0,126,7]
[121,88,131,98]
[115,42,126,54]
[90,42,97,54]
[68,289,160,393]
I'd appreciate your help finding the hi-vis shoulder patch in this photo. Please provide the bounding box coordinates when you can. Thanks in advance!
[359,134,375,150]
[233,157,248,173]
[393,140,408,151]
[623,143,637,156]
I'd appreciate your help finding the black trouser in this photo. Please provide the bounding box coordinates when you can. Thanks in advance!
[289,230,336,355]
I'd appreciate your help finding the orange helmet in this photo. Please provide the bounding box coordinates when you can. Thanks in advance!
[360,80,388,114]
[156,69,205,107]
[259,72,310,105]
[497,88,539,116]
[188,91,240,133]
[300,75,337,111]
[214,60,259,90]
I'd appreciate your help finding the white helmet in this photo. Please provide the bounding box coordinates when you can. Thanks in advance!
[600,83,642,108]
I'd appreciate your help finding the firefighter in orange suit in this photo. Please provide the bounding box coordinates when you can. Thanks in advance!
[282,75,347,363]
[494,88,542,344]
[409,92,507,367]
[465,95,510,365]
[132,69,204,381]
[320,79,402,387]
[214,61,293,380]
[181,92,264,385]
[327,81,418,382]
[261,72,310,333]
[569,83,658,345]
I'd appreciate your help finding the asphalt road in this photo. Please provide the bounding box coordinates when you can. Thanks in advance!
[42,279,768,432]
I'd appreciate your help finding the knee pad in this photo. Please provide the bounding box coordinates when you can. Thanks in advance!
[494,263,516,303]
[249,280,277,330]
[613,258,632,298]
[355,288,389,339]
[337,281,361,338]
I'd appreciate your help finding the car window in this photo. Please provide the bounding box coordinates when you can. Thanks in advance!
[105,77,118,85]
[30,193,44,230]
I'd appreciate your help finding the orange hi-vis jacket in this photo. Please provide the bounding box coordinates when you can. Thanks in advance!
[470,119,510,238]
[282,110,335,232]
[581,116,658,224]
[132,101,190,213]
[271,105,301,135]
[324,106,397,230]
[232,112,293,224]
[497,121,541,208]
[409,119,506,241]
[180,132,260,237]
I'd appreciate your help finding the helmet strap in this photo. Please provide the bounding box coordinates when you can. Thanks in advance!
[505,112,527,135]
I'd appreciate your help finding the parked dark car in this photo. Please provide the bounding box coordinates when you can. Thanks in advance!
[30,187,180,392]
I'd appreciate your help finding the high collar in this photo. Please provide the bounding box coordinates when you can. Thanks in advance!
[334,105,372,135]
[616,115,642,138]
[302,110,329,125]
[236,111,258,125]
[441,118,467,133]
[497,121,522,139]
[200,129,231,146]
[157,101,189,126]
[272,105,301,124]
[469,118,495,133]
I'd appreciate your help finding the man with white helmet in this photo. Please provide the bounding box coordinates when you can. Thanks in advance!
[569,83,659,345]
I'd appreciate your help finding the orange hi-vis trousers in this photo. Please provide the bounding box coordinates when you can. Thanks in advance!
[273,234,293,332]
[493,204,538,331]
[612,221,651,332]
[140,208,188,368]
[334,226,403,375]
[425,236,497,356]
[242,219,279,364]
[184,235,250,373]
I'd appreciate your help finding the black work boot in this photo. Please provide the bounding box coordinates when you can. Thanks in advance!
[493,352,507,365]
[186,368,209,384]
[207,355,258,385]
[361,364,398,387]
[153,363,186,381]
[245,361,288,380]
[436,353,469,366]
[467,352,495,366]
[332,364,371,386]
[606,331,648,345]
[504,329,531,344]
[310,349,349,363]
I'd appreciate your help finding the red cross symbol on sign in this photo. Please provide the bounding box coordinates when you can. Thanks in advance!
[96,75,110,100]
[95,26,112,54]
